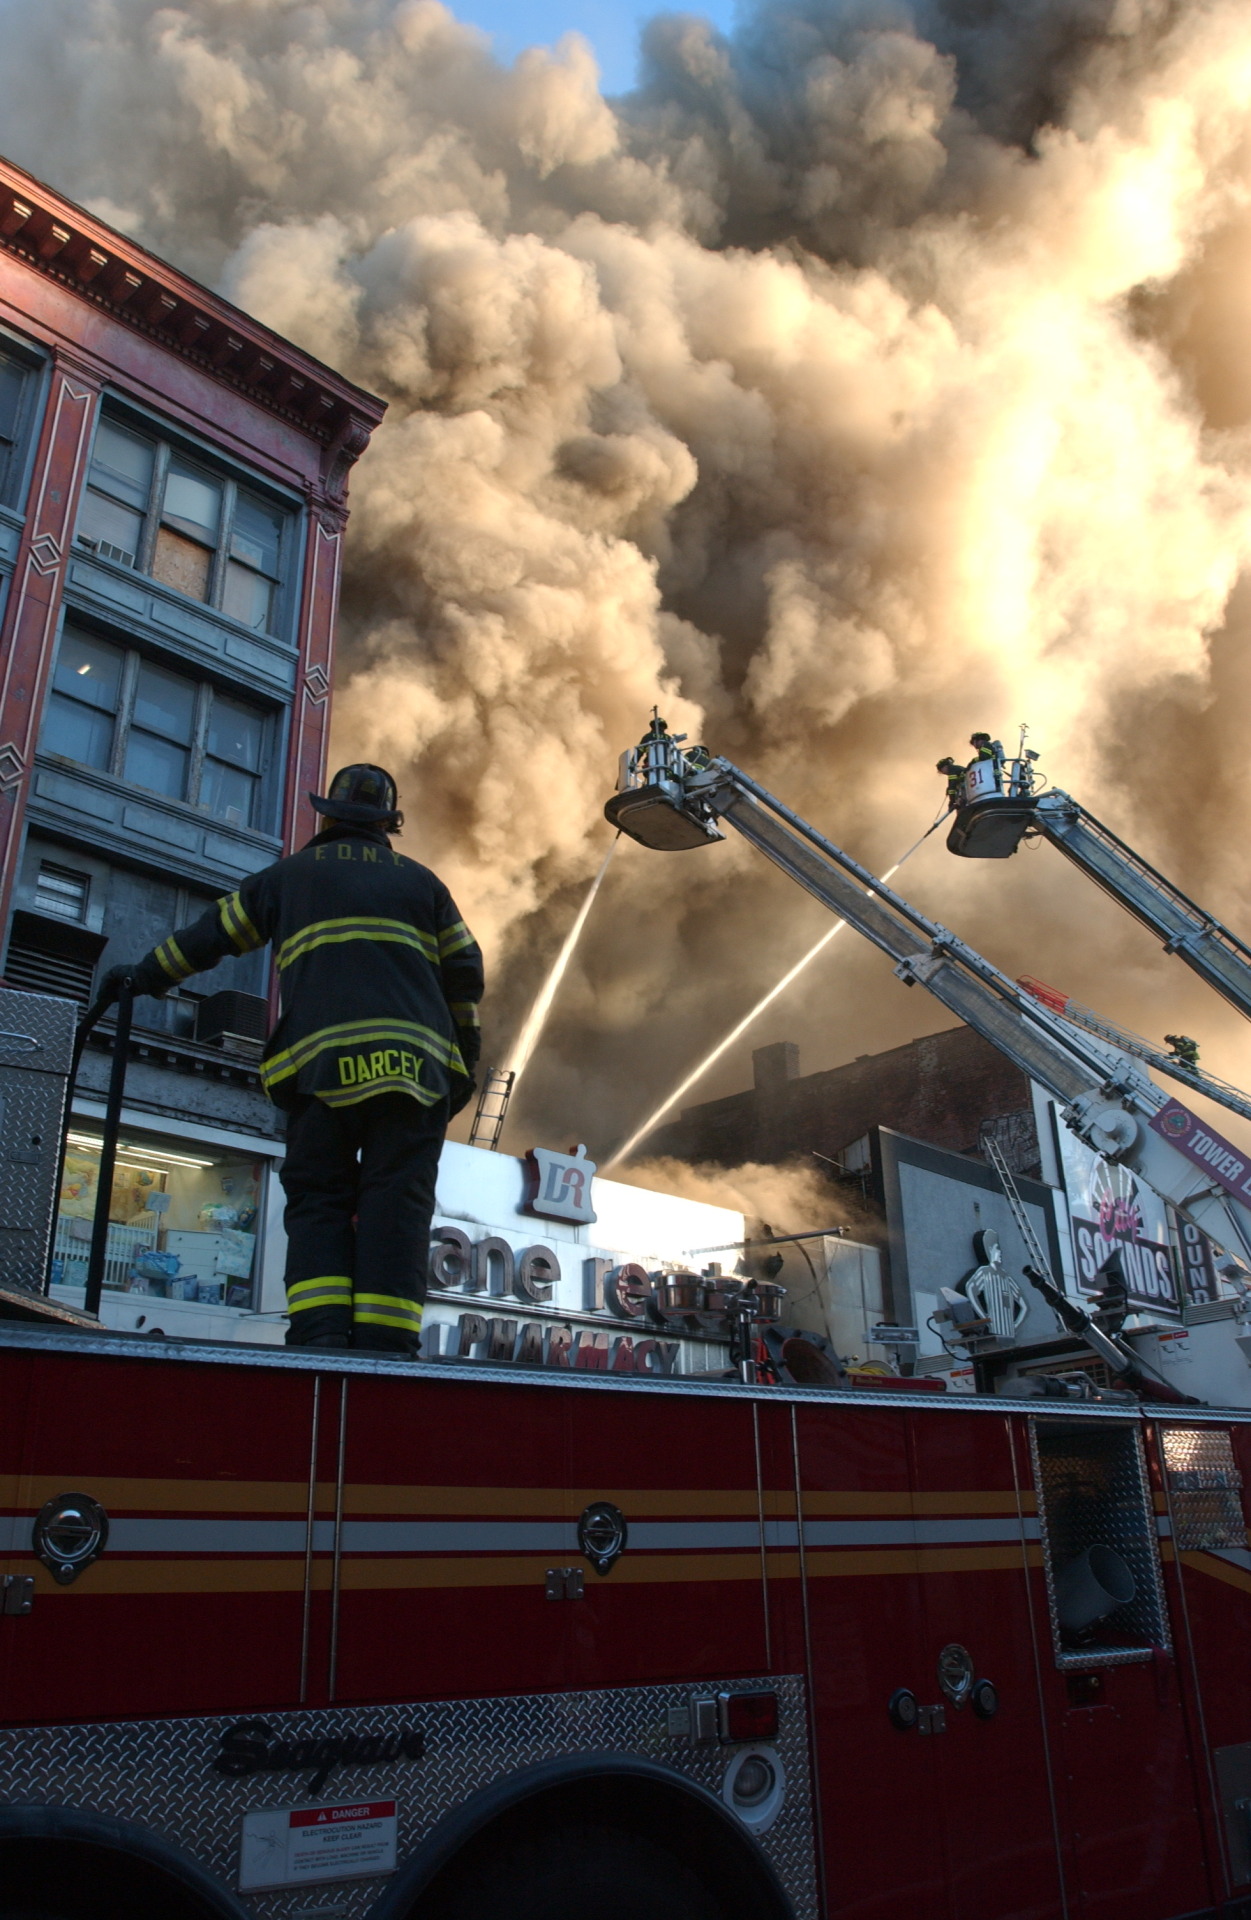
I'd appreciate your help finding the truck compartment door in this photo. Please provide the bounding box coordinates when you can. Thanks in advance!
[0,1349,318,1722]
[906,1409,1066,1920]
[562,1386,771,1691]
[1157,1420,1251,1907]
[322,1372,577,1706]
[1032,1414,1214,1920]
[791,1400,948,1920]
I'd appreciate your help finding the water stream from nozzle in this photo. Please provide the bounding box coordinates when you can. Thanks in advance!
[507,837,618,1090]
[601,818,941,1173]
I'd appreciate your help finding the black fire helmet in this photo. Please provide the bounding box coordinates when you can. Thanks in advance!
[309,763,403,829]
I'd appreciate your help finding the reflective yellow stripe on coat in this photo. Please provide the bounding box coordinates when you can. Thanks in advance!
[275,918,439,972]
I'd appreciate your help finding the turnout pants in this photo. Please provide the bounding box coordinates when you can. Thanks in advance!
[280,1090,448,1352]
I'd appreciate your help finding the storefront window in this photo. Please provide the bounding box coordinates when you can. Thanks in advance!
[52,1125,263,1308]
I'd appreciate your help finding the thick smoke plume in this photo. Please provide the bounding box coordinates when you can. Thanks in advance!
[5,0,1251,1158]
[626,1155,867,1238]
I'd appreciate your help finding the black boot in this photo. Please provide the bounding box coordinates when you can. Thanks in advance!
[302,1332,350,1350]
[353,1330,420,1359]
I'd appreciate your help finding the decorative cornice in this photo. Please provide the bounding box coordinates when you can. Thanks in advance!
[321,413,377,502]
[0,158,385,474]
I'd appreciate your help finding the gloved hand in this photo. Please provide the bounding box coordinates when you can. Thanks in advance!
[97,961,166,1006]
[448,1077,477,1118]
[96,964,134,1008]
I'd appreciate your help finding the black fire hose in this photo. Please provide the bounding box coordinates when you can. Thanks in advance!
[1022,1263,1202,1407]
[46,977,135,1317]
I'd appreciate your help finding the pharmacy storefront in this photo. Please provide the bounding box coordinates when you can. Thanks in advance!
[50,1102,288,1339]
[48,1128,749,1369]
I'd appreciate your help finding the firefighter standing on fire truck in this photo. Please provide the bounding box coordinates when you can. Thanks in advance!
[100,765,483,1355]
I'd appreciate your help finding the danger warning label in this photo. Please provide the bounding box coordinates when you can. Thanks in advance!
[239,1799,398,1890]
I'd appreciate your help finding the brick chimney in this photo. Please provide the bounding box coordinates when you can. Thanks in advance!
[753,1041,800,1093]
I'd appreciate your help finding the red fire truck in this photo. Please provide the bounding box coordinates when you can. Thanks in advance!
[7,725,1251,1919]
[4,1309,1251,1920]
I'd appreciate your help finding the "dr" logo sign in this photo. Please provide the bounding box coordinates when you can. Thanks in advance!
[525,1144,598,1224]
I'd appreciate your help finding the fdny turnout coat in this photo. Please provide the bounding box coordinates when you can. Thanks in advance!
[131,829,483,1113]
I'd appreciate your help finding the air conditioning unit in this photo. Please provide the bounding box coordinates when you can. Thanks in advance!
[76,534,136,568]
[195,990,268,1057]
[3,911,108,1011]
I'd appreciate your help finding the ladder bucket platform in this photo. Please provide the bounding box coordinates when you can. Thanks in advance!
[947,796,1037,859]
[604,783,722,851]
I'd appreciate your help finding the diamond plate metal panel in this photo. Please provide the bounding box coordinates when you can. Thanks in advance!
[1161,1425,1247,1550]
[0,1675,817,1920]
[0,988,76,1077]
[1031,1417,1171,1669]
[0,991,73,1293]
[0,1067,70,1278]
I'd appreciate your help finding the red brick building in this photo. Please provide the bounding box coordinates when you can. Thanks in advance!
[0,155,383,1333]
[649,1028,1039,1175]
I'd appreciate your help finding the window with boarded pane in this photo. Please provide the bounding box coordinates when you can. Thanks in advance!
[0,338,41,508]
[74,410,292,635]
[154,460,221,601]
[39,623,273,828]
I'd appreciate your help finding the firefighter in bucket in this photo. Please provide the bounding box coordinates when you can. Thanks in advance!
[100,765,483,1355]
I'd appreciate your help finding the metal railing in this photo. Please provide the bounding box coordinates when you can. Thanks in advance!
[47,977,134,1316]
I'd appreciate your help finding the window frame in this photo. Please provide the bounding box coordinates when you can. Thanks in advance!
[34,859,92,924]
[40,624,126,775]
[74,402,298,641]
[0,326,48,514]
[12,833,268,1041]
[41,619,279,835]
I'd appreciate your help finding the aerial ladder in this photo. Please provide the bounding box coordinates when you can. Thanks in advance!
[945,731,1251,1023]
[605,717,1251,1293]
[1016,975,1251,1128]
